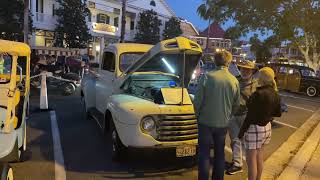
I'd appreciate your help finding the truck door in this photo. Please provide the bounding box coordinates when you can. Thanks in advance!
[287,68,301,92]
[95,51,116,116]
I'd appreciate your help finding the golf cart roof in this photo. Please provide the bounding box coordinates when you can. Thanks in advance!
[0,39,31,56]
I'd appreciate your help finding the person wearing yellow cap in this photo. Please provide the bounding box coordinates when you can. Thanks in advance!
[226,60,259,175]
[194,50,240,180]
[238,67,282,180]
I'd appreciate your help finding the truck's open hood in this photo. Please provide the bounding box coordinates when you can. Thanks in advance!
[121,37,203,85]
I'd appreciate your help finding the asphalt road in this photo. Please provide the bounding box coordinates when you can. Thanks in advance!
[10,88,320,180]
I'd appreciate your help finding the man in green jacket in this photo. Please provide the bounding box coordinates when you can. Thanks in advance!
[194,51,240,180]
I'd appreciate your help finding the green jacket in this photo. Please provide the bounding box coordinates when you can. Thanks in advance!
[194,66,240,128]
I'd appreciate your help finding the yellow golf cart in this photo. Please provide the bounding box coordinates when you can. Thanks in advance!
[0,40,30,180]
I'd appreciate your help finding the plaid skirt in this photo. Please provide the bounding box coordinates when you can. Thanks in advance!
[244,122,272,150]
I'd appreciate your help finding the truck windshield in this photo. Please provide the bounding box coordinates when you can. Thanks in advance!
[120,53,144,72]
[0,54,12,83]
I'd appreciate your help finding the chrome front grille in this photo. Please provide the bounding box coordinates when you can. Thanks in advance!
[156,114,198,141]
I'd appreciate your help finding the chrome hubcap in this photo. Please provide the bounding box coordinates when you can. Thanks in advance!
[307,87,316,96]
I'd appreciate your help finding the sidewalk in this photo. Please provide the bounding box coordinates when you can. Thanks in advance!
[300,142,320,180]
[261,108,320,180]
[276,108,320,180]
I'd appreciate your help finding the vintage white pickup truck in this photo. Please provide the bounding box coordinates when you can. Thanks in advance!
[81,37,202,160]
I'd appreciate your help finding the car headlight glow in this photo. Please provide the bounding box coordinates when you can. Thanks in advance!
[141,116,156,132]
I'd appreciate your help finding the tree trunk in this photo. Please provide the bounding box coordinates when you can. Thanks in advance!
[205,19,211,53]
[23,0,29,44]
[120,0,127,43]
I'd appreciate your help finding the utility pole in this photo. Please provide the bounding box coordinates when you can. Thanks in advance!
[120,0,127,43]
[23,0,29,44]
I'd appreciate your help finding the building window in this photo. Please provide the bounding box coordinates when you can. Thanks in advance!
[97,13,110,24]
[36,0,44,13]
[114,17,119,27]
[150,0,156,7]
[130,20,135,30]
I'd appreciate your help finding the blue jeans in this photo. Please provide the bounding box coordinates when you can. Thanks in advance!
[228,115,246,167]
[198,124,227,180]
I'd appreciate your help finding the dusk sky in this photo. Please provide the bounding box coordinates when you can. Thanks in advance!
[165,0,270,40]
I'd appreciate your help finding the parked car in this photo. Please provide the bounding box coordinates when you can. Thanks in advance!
[268,63,320,97]
[81,37,202,161]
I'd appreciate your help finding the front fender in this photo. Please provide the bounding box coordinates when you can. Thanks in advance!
[107,94,160,147]
[107,94,160,125]
[81,74,96,109]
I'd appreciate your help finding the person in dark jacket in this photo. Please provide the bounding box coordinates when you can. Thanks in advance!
[238,67,282,180]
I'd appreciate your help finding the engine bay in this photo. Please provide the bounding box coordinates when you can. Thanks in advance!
[122,73,181,104]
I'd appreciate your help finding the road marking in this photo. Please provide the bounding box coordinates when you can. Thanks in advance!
[287,104,315,113]
[280,93,320,103]
[225,146,246,161]
[50,111,67,180]
[273,120,298,129]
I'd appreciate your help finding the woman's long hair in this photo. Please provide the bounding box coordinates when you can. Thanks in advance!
[259,67,278,91]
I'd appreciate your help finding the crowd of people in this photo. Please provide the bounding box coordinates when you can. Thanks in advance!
[30,52,89,77]
[194,51,282,180]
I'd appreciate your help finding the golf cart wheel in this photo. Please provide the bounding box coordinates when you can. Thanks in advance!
[62,83,76,96]
[306,86,317,97]
[0,164,13,180]
[110,122,127,161]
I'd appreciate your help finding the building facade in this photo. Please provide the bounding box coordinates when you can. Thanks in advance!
[188,22,232,53]
[29,0,176,61]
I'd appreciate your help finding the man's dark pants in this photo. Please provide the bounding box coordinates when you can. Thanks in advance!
[198,124,227,180]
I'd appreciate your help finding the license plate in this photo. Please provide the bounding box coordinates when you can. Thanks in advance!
[176,146,196,157]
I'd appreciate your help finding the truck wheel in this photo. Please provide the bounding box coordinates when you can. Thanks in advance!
[306,86,317,97]
[0,164,14,180]
[62,83,75,96]
[110,123,127,161]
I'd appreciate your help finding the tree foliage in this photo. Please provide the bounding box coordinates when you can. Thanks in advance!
[162,17,182,40]
[135,10,162,44]
[249,35,272,63]
[0,0,32,41]
[197,0,225,21]
[224,26,246,40]
[54,0,91,48]
[207,0,320,70]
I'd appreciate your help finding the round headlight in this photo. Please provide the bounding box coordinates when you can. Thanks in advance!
[141,116,155,132]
